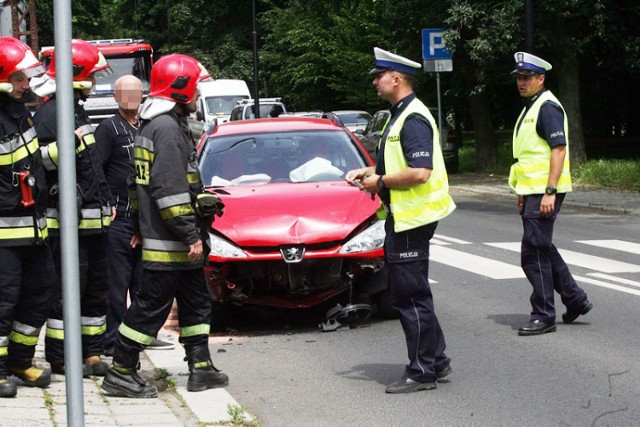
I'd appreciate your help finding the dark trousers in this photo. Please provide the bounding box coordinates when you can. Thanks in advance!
[385,219,448,383]
[0,244,56,372]
[104,217,142,350]
[45,233,110,364]
[114,268,212,364]
[521,194,588,323]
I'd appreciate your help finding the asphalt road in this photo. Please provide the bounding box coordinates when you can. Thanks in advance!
[209,194,640,426]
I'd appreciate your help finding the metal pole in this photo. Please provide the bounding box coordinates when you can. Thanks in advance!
[525,0,534,53]
[53,1,84,425]
[252,0,260,118]
[436,71,443,147]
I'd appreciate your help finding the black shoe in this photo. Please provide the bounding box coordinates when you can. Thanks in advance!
[518,320,557,336]
[146,338,176,351]
[436,365,452,381]
[0,379,17,398]
[101,366,158,398]
[385,378,437,394]
[562,302,593,324]
[187,365,229,392]
[84,356,109,377]
[8,365,51,388]
[51,363,91,378]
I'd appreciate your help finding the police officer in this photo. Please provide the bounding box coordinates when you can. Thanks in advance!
[0,37,55,397]
[510,52,593,336]
[101,54,227,398]
[346,47,456,394]
[31,39,114,375]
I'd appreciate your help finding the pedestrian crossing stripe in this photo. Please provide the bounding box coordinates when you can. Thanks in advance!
[587,272,640,289]
[576,239,640,255]
[573,275,640,297]
[430,245,525,279]
[485,242,640,273]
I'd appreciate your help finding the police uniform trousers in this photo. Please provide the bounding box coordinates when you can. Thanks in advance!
[385,217,449,383]
[520,193,588,323]
[104,217,142,352]
[115,267,212,355]
[45,233,109,365]
[0,244,56,373]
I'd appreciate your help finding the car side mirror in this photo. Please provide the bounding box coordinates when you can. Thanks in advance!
[196,111,204,122]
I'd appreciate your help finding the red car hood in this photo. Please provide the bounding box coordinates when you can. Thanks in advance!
[208,182,379,246]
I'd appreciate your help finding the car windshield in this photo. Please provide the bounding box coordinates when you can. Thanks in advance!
[336,112,371,125]
[206,95,250,115]
[199,129,368,186]
[90,55,152,95]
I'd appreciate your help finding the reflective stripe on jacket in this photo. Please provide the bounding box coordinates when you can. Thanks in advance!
[509,91,572,195]
[380,98,456,232]
[133,112,205,270]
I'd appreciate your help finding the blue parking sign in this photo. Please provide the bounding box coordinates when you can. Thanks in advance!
[422,28,452,60]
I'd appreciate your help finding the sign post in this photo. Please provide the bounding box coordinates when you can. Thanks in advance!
[422,28,453,147]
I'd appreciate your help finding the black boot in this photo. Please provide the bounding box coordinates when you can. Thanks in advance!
[185,345,229,392]
[0,378,17,398]
[101,350,157,398]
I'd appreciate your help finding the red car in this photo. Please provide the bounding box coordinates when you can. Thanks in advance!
[196,117,389,317]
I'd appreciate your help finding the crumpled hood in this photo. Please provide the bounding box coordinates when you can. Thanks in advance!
[208,182,379,246]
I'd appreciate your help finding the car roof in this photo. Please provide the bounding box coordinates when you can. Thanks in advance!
[211,117,346,137]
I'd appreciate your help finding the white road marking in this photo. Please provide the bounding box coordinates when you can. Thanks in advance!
[430,245,525,279]
[485,242,640,273]
[573,275,640,297]
[433,234,473,245]
[576,239,640,255]
[587,272,640,289]
[430,238,451,246]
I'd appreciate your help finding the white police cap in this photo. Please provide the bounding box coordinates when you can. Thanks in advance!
[369,47,421,75]
[512,52,552,75]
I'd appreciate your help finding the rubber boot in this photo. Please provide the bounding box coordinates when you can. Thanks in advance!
[84,356,109,377]
[185,345,229,392]
[8,365,51,388]
[51,362,90,378]
[0,378,17,398]
[101,349,157,398]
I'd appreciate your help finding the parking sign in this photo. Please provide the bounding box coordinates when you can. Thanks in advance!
[422,28,452,60]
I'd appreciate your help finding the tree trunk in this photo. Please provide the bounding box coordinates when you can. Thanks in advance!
[555,52,587,164]
[469,88,498,169]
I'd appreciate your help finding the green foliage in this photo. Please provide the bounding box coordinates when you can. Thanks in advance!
[573,159,640,191]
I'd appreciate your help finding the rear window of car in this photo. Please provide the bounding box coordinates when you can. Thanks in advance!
[199,129,369,186]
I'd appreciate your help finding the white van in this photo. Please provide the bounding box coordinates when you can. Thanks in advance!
[189,79,251,138]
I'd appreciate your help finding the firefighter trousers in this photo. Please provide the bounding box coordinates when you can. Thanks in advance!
[0,244,56,373]
[114,268,212,366]
[45,233,109,365]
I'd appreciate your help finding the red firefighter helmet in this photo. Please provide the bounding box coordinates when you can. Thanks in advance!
[46,39,111,89]
[0,36,44,92]
[149,54,210,104]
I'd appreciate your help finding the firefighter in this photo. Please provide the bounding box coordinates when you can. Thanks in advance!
[31,39,115,376]
[0,37,56,397]
[101,54,227,398]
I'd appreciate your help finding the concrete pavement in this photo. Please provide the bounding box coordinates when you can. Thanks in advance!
[2,173,637,426]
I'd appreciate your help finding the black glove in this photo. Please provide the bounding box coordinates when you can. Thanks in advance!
[195,192,224,218]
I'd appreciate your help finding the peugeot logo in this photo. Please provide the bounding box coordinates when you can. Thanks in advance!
[280,246,305,263]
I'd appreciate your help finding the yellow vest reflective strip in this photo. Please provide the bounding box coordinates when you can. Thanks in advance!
[40,142,59,171]
[382,98,456,232]
[0,216,48,240]
[180,323,211,338]
[46,318,64,340]
[0,128,38,165]
[142,237,201,263]
[118,322,153,345]
[509,91,572,195]
[134,138,155,162]
[157,193,194,220]
[75,125,96,154]
[81,324,107,336]
[46,207,111,230]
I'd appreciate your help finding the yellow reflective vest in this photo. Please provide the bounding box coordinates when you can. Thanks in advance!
[379,98,456,232]
[509,90,572,195]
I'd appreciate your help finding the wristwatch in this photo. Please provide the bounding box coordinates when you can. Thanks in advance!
[545,186,557,195]
[377,175,386,190]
